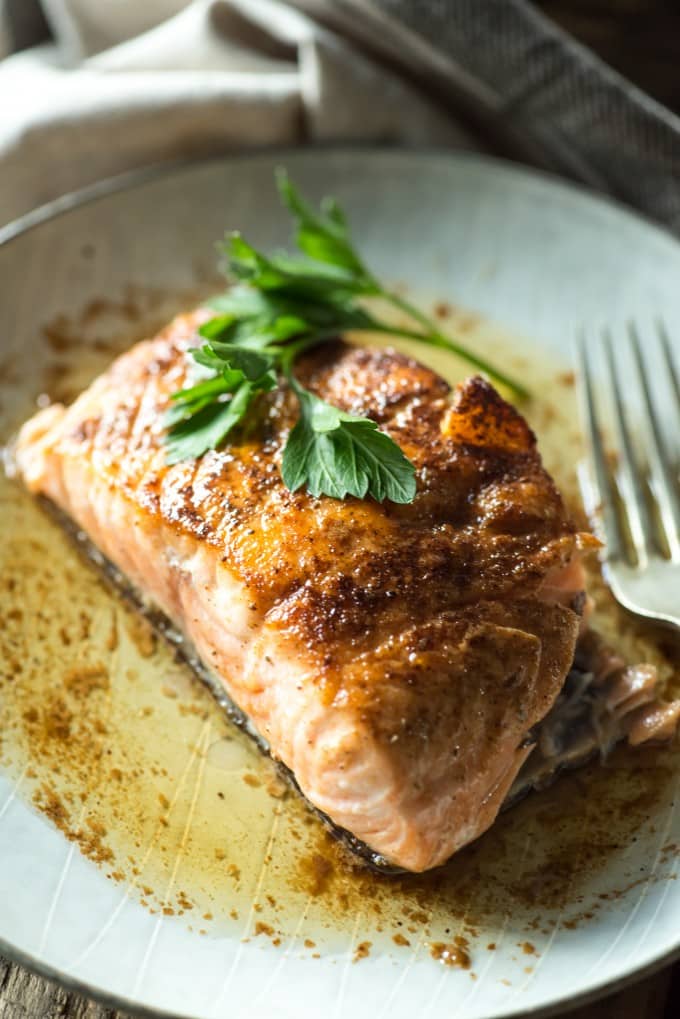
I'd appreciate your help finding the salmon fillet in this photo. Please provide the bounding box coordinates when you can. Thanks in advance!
[15,311,585,872]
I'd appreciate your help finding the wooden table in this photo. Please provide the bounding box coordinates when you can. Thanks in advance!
[3,1,680,1016]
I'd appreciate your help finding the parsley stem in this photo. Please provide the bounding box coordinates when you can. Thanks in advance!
[279,333,330,386]
[380,291,530,401]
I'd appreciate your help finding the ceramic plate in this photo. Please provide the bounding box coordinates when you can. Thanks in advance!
[1,149,680,1019]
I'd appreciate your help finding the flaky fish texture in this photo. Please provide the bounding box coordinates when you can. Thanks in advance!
[16,311,587,871]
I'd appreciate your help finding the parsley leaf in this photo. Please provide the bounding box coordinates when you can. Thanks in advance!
[165,343,276,460]
[276,168,372,281]
[282,387,416,503]
[165,381,256,464]
[225,233,372,303]
[165,373,242,427]
[200,342,275,382]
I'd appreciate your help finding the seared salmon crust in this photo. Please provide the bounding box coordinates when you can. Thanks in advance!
[16,311,584,872]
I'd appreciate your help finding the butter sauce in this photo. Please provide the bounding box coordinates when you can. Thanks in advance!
[1,291,678,972]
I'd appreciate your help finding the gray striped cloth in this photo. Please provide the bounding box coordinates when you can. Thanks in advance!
[292,0,680,234]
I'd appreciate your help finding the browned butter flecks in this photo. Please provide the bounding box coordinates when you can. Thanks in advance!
[1,291,679,974]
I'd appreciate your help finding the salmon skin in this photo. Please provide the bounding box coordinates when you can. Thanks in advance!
[16,310,592,873]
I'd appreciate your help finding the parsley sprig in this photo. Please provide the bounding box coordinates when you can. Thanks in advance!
[164,170,529,503]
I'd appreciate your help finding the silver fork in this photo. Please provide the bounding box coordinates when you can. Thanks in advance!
[575,320,680,630]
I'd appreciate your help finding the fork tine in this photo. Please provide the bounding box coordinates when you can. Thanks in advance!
[603,328,652,567]
[575,329,623,562]
[657,319,680,422]
[629,322,680,562]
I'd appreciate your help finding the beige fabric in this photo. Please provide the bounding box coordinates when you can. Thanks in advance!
[40,0,191,59]
[0,0,468,226]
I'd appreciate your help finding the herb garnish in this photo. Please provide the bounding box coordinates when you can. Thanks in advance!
[164,170,529,502]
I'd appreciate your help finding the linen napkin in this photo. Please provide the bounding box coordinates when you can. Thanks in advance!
[2,0,680,233]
